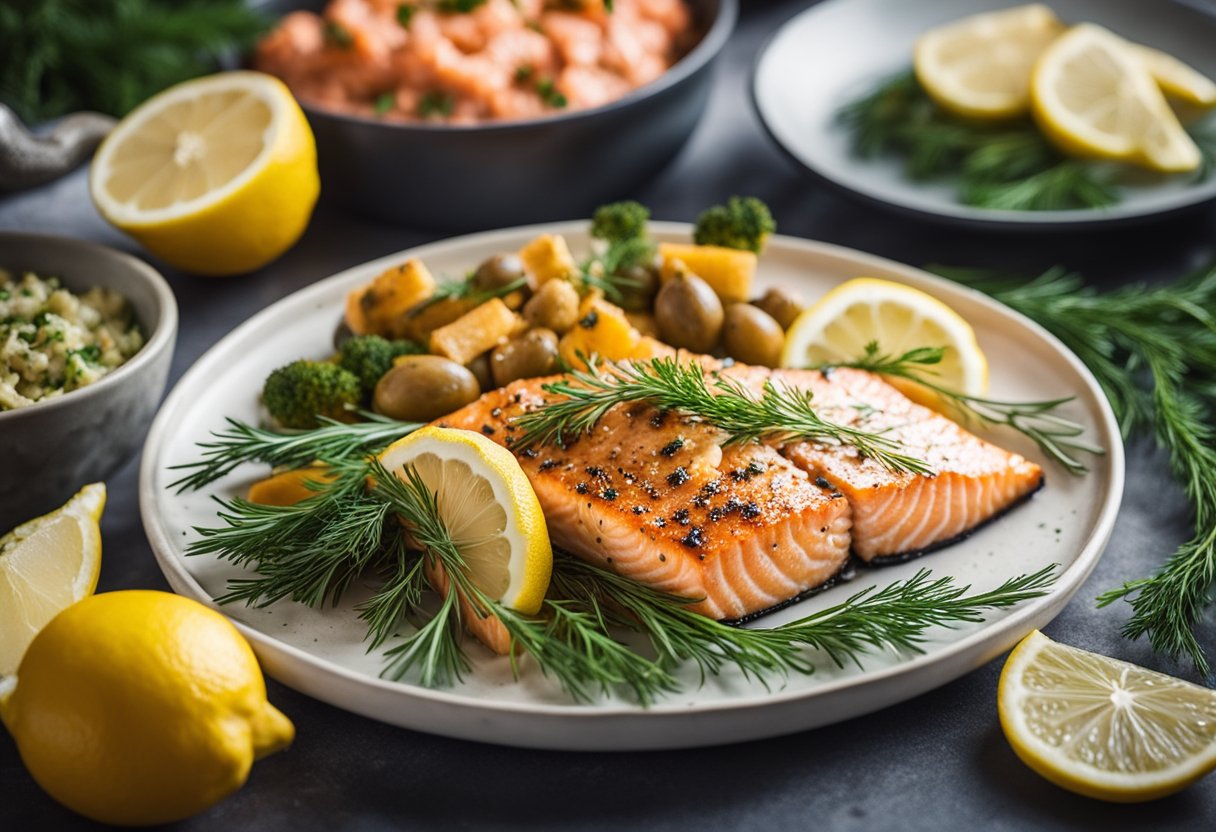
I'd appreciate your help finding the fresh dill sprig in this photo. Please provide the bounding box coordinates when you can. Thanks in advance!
[512,356,933,474]
[188,458,397,609]
[185,452,1055,699]
[821,342,1104,474]
[369,463,676,703]
[1,0,268,123]
[934,264,1216,673]
[836,70,1212,212]
[554,552,1057,677]
[169,413,420,493]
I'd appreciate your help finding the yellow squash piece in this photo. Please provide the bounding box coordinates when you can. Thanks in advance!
[519,234,579,284]
[658,243,756,304]
[428,297,521,366]
[247,466,334,507]
[346,259,436,337]
[558,297,648,368]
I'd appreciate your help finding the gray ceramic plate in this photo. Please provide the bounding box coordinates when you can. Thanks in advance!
[752,0,1216,229]
[140,223,1123,750]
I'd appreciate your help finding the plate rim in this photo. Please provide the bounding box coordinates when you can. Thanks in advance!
[749,0,1216,230]
[139,221,1125,741]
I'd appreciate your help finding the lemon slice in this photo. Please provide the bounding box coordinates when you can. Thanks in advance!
[90,71,319,276]
[780,277,988,400]
[1031,24,1201,173]
[999,630,1216,802]
[378,426,552,615]
[1135,44,1216,107]
[0,483,105,677]
[914,4,1065,120]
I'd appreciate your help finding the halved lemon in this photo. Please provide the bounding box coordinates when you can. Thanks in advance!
[377,426,552,616]
[780,277,988,401]
[90,71,319,276]
[0,483,105,677]
[1135,44,1216,108]
[1031,24,1201,172]
[914,4,1065,120]
[999,631,1216,802]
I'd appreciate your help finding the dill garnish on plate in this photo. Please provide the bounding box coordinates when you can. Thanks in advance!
[179,435,1056,702]
[935,263,1216,673]
[836,71,1216,212]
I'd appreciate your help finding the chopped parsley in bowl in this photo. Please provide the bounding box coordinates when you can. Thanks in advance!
[0,271,144,411]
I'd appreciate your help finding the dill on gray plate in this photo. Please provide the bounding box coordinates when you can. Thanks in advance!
[836,70,1216,212]
[181,445,1057,702]
[512,356,934,475]
[934,264,1216,673]
[819,342,1105,475]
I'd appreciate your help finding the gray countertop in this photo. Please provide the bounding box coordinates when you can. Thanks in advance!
[3,1,1215,828]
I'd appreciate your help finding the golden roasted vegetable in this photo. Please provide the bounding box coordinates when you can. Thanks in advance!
[345,259,436,336]
[558,297,650,368]
[247,466,334,507]
[396,297,474,343]
[658,243,756,304]
[428,298,522,366]
[519,234,579,284]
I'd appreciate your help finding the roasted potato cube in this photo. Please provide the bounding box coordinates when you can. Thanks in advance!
[520,234,579,284]
[345,259,437,336]
[658,243,757,304]
[429,298,522,366]
[558,297,650,369]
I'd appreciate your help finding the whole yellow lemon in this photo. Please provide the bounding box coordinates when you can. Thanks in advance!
[0,590,293,826]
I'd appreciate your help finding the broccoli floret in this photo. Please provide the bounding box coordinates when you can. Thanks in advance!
[693,196,776,253]
[339,334,425,393]
[590,200,650,243]
[262,360,361,429]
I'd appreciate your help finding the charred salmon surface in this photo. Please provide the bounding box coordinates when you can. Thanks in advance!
[437,359,1043,618]
[439,379,853,620]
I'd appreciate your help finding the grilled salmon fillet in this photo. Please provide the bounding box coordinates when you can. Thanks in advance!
[764,366,1044,561]
[438,379,853,620]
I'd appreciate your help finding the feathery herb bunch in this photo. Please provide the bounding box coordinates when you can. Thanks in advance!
[512,357,934,474]
[168,413,420,493]
[836,71,1215,211]
[1,0,268,123]
[936,264,1216,673]
[821,342,1104,474]
[181,442,1056,701]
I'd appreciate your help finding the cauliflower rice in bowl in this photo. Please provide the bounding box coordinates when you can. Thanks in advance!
[0,271,144,411]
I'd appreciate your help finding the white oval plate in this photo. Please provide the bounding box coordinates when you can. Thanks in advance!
[752,0,1216,229]
[140,222,1123,750]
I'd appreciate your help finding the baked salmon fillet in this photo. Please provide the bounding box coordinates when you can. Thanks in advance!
[762,366,1044,562]
[437,379,853,620]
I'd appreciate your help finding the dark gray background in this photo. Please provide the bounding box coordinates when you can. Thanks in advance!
[2,1,1215,828]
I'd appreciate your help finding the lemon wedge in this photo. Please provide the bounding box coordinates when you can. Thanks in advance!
[999,630,1216,802]
[1135,44,1216,108]
[90,71,319,276]
[1031,24,1201,173]
[378,426,552,616]
[780,277,988,401]
[914,4,1065,120]
[0,483,105,677]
